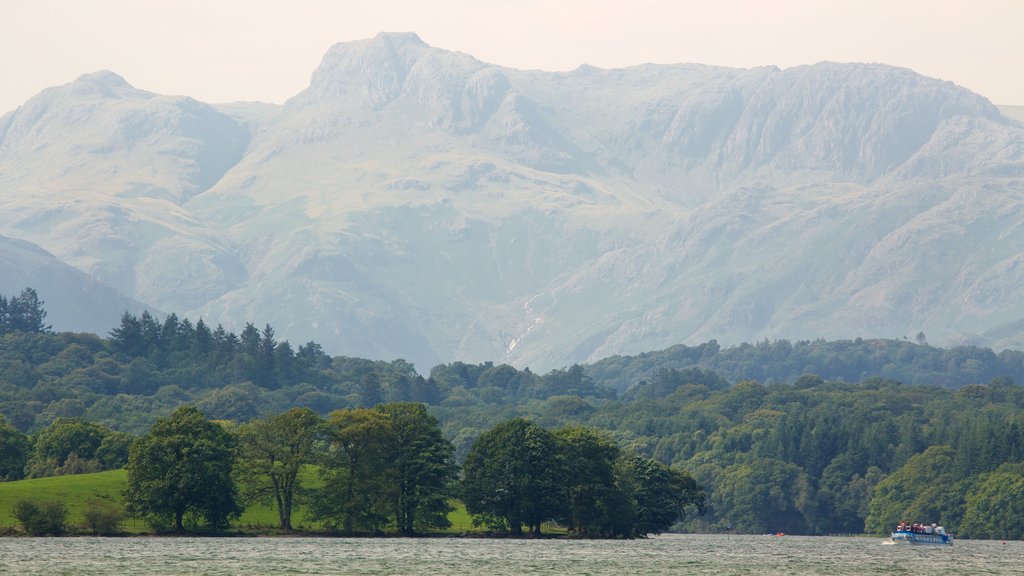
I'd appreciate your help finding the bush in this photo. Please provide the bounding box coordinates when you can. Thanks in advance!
[81,499,125,535]
[54,452,102,476]
[12,498,69,535]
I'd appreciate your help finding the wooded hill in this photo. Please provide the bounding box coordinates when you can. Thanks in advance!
[3,292,1024,538]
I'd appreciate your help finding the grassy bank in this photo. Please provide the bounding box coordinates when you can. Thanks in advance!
[0,470,487,535]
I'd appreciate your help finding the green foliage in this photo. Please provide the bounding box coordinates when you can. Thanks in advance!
[95,431,132,470]
[462,418,563,535]
[619,454,704,535]
[310,408,396,533]
[554,426,621,536]
[864,446,963,535]
[0,415,30,481]
[26,416,117,477]
[12,497,68,534]
[0,470,133,530]
[235,407,324,530]
[124,406,241,531]
[709,458,814,534]
[959,465,1024,540]
[588,338,1024,392]
[81,498,126,534]
[0,288,51,336]
[462,421,705,537]
[4,292,1024,538]
[378,402,457,534]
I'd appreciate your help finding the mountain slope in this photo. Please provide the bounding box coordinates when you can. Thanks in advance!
[2,33,1023,369]
[0,235,150,334]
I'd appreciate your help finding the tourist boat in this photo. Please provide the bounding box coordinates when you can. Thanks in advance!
[890,522,953,546]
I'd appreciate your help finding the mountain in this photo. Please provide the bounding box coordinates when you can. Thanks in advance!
[0,235,149,334]
[1000,105,1024,123]
[1,32,1023,369]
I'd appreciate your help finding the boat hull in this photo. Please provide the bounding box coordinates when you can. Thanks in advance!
[890,531,953,546]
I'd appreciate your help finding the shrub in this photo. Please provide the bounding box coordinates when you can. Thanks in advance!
[81,499,125,535]
[54,452,102,476]
[12,498,69,535]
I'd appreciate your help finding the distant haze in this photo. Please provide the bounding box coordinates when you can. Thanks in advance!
[2,34,1022,370]
[1,0,1022,114]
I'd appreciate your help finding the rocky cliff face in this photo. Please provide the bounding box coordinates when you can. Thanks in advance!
[2,33,1022,369]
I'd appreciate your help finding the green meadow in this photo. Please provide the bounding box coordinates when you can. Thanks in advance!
[0,470,484,535]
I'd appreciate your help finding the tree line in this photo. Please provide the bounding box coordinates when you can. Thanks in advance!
[0,287,50,336]
[4,293,1024,538]
[117,404,700,536]
[587,337,1024,392]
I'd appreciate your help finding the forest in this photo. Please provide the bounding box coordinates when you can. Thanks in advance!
[2,288,1024,538]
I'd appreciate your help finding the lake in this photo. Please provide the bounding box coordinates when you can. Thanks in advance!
[1,534,1021,575]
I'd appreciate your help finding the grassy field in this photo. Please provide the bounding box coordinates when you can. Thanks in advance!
[0,470,488,535]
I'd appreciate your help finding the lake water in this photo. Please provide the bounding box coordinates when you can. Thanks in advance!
[1,534,1021,575]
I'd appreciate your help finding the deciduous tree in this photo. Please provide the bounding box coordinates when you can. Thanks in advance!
[235,407,323,530]
[0,415,30,481]
[379,402,457,534]
[124,406,241,531]
[462,418,562,535]
[553,426,621,536]
[311,408,396,533]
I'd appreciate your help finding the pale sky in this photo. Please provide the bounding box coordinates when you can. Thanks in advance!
[1,0,1022,115]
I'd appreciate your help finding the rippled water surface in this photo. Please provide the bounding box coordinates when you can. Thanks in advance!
[2,535,1021,575]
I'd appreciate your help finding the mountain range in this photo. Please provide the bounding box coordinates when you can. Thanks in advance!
[2,32,1023,370]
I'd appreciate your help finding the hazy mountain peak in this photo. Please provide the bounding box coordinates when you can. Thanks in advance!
[303,32,434,108]
[3,36,1024,369]
[74,70,131,88]
[372,31,428,46]
[56,70,144,102]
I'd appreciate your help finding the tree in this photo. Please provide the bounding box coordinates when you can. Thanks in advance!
[864,446,962,535]
[553,426,622,536]
[0,415,30,481]
[379,402,457,534]
[958,465,1024,540]
[95,431,132,469]
[4,288,50,333]
[462,418,562,535]
[0,294,8,335]
[710,458,813,534]
[310,408,396,533]
[619,454,705,535]
[257,324,278,388]
[124,406,241,531]
[235,407,323,530]
[12,498,68,535]
[25,417,112,477]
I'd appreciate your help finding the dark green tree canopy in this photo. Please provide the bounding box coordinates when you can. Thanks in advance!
[124,406,241,531]
[26,417,116,477]
[0,288,50,335]
[462,418,563,536]
[616,454,705,535]
[310,408,397,534]
[0,415,30,481]
[553,426,622,536]
[378,402,457,534]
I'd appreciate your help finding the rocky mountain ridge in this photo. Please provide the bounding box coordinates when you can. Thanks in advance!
[1,33,1022,369]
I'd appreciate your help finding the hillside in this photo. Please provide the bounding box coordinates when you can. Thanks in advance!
[0,469,477,534]
[2,33,1023,369]
[1000,105,1024,122]
[3,322,1024,538]
[0,235,149,334]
